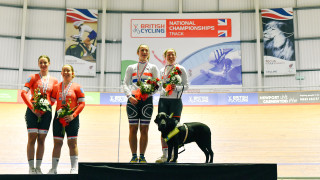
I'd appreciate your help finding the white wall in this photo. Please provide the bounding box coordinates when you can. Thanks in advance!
[0,0,320,92]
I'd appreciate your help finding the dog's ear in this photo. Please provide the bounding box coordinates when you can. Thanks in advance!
[154,115,160,124]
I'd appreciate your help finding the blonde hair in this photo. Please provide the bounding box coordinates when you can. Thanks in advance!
[163,48,177,58]
[137,44,150,60]
[62,64,75,78]
[38,55,50,63]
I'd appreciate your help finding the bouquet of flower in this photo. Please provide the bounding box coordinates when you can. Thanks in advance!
[57,99,77,135]
[164,66,182,96]
[132,77,160,101]
[33,88,51,123]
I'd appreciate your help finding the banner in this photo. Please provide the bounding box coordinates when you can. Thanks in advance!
[65,8,98,76]
[84,92,100,104]
[0,89,18,102]
[4,89,320,105]
[122,13,242,89]
[262,8,296,76]
[258,91,320,104]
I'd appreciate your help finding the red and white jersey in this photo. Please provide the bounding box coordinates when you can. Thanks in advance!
[51,82,85,118]
[159,64,189,99]
[21,74,58,110]
[122,62,159,98]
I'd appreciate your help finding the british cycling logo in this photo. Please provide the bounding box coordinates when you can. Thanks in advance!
[131,20,166,37]
[132,24,140,34]
[228,96,248,103]
[110,96,127,103]
[189,96,209,103]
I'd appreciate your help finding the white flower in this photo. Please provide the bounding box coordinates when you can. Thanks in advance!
[176,75,182,83]
[171,76,176,81]
[144,84,151,91]
[39,99,44,104]
[43,99,49,106]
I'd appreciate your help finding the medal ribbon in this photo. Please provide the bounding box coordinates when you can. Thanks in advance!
[137,62,148,83]
[163,64,176,84]
[39,73,50,94]
[62,82,72,104]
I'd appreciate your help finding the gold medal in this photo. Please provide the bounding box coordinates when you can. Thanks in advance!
[137,81,141,86]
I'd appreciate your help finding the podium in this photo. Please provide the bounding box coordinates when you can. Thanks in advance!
[78,163,277,180]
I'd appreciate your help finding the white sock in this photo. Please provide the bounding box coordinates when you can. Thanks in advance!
[36,159,42,169]
[28,160,34,169]
[162,148,168,158]
[52,157,59,170]
[70,156,78,169]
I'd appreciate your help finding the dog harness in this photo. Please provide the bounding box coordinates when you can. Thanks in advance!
[164,127,180,142]
[182,124,189,144]
[164,123,189,144]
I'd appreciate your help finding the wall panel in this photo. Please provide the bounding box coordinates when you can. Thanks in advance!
[242,73,257,91]
[183,0,218,12]
[0,38,20,68]
[105,43,121,72]
[107,0,142,11]
[24,40,65,71]
[105,13,122,41]
[296,9,320,37]
[297,39,320,70]
[299,71,320,91]
[297,0,320,7]
[263,75,300,91]
[241,42,256,72]
[144,0,178,12]
[0,6,22,36]
[0,70,19,89]
[259,0,295,9]
[26,9,65,38]
[0,0,22,5]
[73,74,101,92]
[28,0,66,8]
[219,0,254,11]
[105,73,121,92]
[240,13,256,41]
[66,0,101,10]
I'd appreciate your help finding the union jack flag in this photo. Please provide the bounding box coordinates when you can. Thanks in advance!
[66,8,98,23]
[218,30,227,37]
[218,19,228,26]
[261,8,293,20]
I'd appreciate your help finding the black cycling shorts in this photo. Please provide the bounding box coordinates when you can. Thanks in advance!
[126,96,153,125]
[25,107,52,134]
[52,112,80,140]
[158,98,183,121]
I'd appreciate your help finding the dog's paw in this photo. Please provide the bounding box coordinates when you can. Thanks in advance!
[169,160,177,163]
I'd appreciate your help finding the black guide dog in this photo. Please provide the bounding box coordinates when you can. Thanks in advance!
[154,112,214,163]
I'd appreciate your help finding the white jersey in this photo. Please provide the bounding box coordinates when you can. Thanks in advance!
[73,25,93,39]
[159,64,189,99]
[123,61,160,98]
